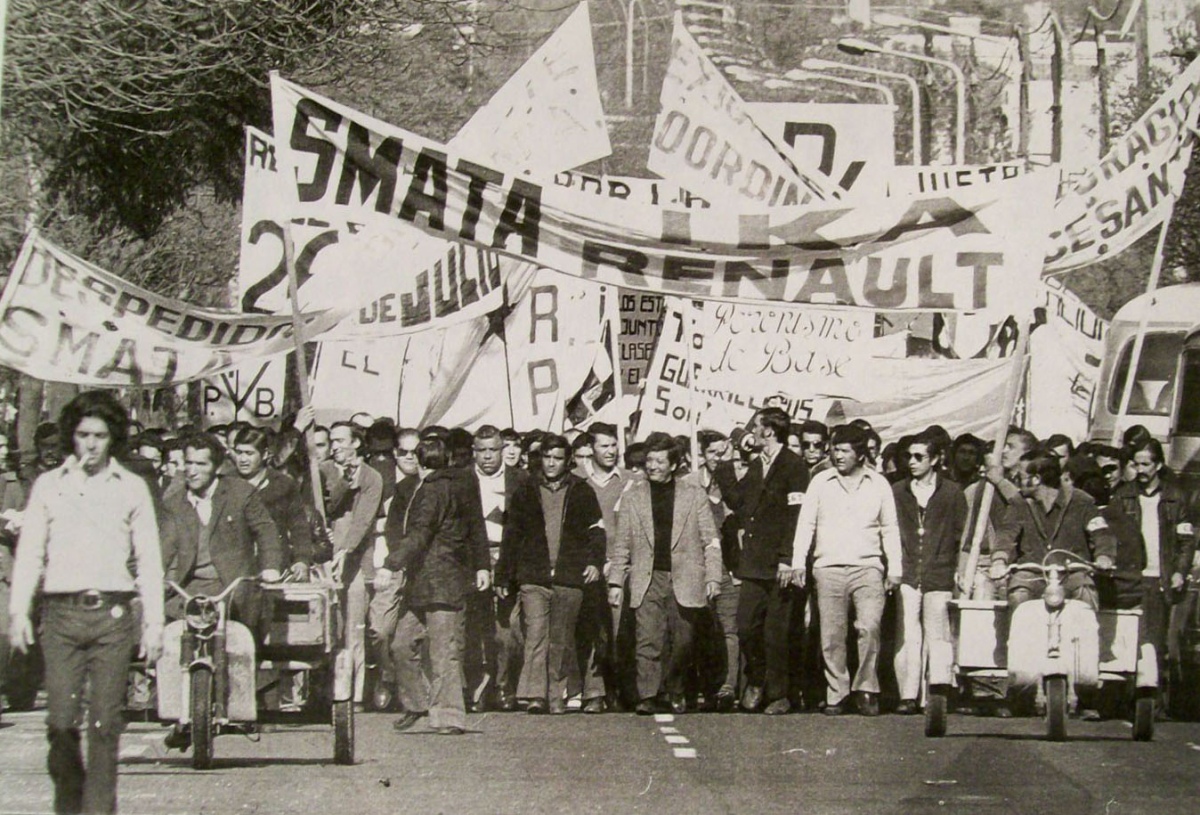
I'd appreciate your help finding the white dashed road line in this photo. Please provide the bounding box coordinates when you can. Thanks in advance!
[651,714,698,759]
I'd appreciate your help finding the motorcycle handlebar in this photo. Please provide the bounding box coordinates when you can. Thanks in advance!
[166,575,251,606]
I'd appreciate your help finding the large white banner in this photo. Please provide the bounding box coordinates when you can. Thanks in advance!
[270,76,1057,315]
[648,17,830,208]
[1025,279,1108,441]
[747,102,895,200]
[310,335,409,425]
[452,2,610,175]
[1045,54,1200,273]
[241,4,608,333]
[638,297,1013,442]
[420,268,609,431]
[637,299,834,438]
[0,232,333,386]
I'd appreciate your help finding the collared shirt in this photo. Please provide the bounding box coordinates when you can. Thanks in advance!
[8,456,164,628]
[476,464,507,545]
[244,469,269,491]
[791,466,902,578]
[759,444,781,476]
[187,478,219,526]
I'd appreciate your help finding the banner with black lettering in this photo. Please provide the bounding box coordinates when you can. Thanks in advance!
[1025,279,1108,441]
[270,76,1057,314]
[1044,54,1200,273]
[0,232,334,386]
[746,102,894,200]
[201,359,287,426]
[648,16,831,207]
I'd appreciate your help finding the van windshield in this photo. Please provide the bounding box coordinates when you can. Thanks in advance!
[1175,348,1200,434]
[1106,332,1184,416]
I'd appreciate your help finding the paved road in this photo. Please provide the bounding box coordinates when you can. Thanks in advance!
[2,705,1199,814]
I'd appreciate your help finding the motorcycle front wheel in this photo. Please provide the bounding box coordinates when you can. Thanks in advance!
[191,667,214,770]
[1045,675,1068,741]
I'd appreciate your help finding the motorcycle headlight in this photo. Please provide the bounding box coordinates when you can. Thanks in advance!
[184,597,219,633]
[1043,583,1065,610]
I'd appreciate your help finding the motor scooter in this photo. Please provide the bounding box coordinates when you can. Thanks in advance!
[928,548,1156,741]
[157,577,255,769]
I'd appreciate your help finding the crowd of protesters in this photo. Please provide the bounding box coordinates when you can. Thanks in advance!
[4,393,1200,801]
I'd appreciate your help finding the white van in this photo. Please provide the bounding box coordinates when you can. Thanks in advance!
[1091,283,1200,443]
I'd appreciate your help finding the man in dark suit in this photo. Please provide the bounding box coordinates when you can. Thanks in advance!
[726,407,809,714]
[462,425,544,711]
[160,432,283,751]
[161,433,284,633]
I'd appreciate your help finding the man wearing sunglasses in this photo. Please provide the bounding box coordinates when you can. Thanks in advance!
[891,430,967,715]
[372,428,424,714]
[798,420,831,476]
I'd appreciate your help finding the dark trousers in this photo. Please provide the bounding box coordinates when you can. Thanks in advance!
[736,577,798,703]
[634,571,700,700]
[42,600,137,814]
[550,585,607,702]
[464,587,521,705]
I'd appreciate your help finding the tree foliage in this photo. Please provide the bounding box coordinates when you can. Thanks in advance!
[2,0,496,241]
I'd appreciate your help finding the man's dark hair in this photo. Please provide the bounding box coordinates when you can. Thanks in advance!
[34,421,60,446]
[416,437,448,470]
[830,424,870,460]
[570,432,594,452]
[366,419,397,453]
[1129,436,1165,465]
[541,433,571,456]
[1044,433,1075,458]
[697,429,727,451]
[133,429,166,456]
[447,428,474,467]
[313,424,330,440]
[1122,424,1153,450]
[499,427,522,445]
[1091,443,1121,460]
[624,441,647,470]
[420,425,450,444]
[474,425,502,444]
[752,407,791,443]
[1007,426,1039,453]
[330,421,365,452]
[799,420,829,441]
[1021,451,1061,489]
[590,422,618,442]
[232,426,272,455]
[911,428,945,461]
[645,431,682,466]
[59,391,130,457]
[849,418,874,433]
[184,432,227,470]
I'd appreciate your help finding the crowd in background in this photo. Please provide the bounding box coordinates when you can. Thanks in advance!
[3,400,1198,742]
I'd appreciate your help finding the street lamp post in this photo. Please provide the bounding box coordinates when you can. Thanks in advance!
[837,37,966,164]
[801,57,922,165]
[781,69,895,107]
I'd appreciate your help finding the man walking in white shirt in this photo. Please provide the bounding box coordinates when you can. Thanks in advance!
[790,424,901,716]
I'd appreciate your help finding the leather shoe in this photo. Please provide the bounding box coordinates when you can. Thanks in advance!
[822,703,845,716]
[857,692,880,717]
[497,692,516,712]
[669,694,687,714]
[526,699,548,715]
[763,698,792,716]
[431,725,464,736]
[163,725,192,751]
[548,697,567,715]
[741,685,763,712]
[392,711,424,732]
[582,698,606,715]
[992,704,1014,719]
[635,699,659,716]
[715,690,737,713]
[372,683,394,712]
[895,700,918,716]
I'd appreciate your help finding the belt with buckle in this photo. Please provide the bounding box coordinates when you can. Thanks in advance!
[46,590,136,610]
